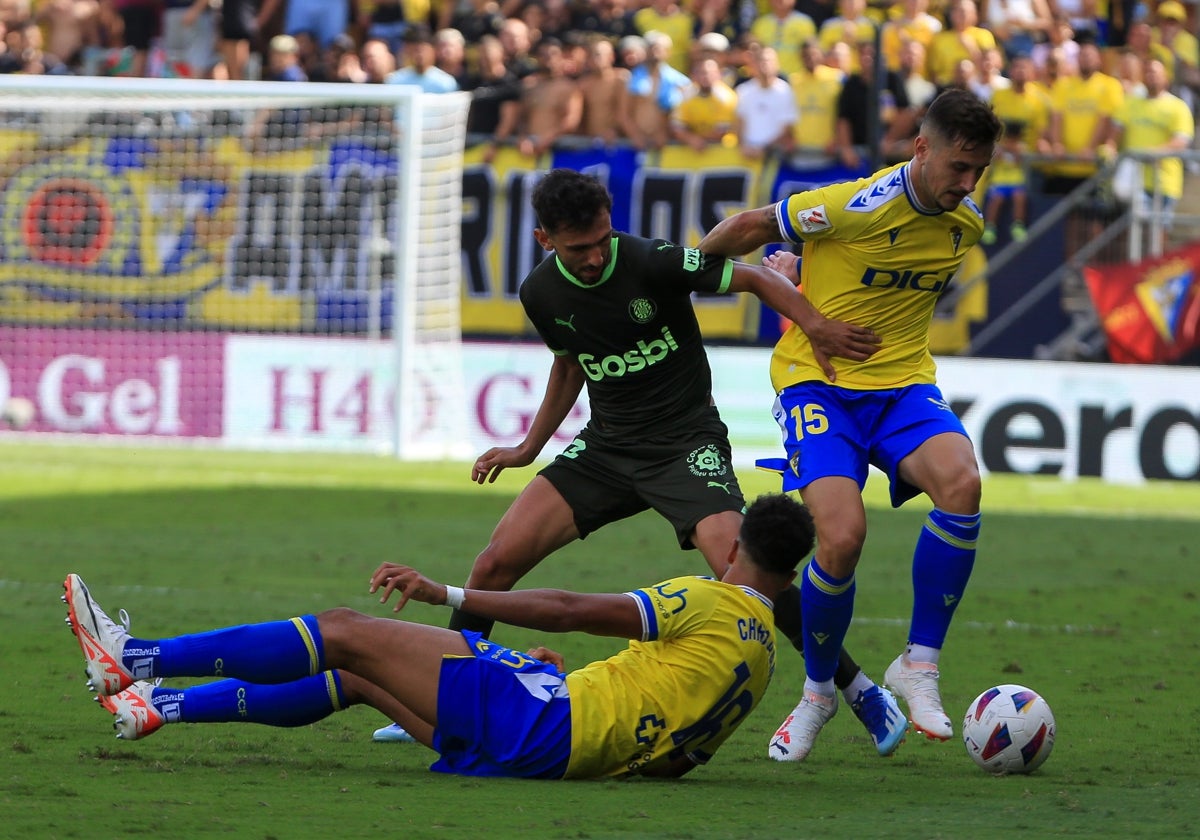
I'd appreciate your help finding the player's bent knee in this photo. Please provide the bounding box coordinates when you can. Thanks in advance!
[815,524,866,571]
[315,607,375,650]
[939,469,982,513]
[465,545,525,590]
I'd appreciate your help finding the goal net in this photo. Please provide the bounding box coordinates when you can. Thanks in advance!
[0,76,471,459]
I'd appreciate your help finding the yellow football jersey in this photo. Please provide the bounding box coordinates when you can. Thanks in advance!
[563,576,777,779]
[673,82,739,143]
[632,8,696,73]
[1049,72,1124,178]
[1115,91,1195,200]
[790,65,843,151]
[989,85,1051,188]
[925,26,996,85]
[771,162,984,391]
[750,13,818,76]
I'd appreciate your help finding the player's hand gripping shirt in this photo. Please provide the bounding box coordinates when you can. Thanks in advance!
[519,232,734,437]
[771,162,984,392]
[563,575,777,779]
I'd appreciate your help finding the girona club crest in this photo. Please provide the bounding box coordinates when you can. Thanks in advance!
[687,444,728,478]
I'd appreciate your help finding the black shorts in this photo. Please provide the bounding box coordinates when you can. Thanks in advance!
[538,409,745,549]
[119,5,162,50]
[221,0,259,42]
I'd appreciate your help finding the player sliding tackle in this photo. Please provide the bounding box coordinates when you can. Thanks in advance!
[375,167,908,761]
[698,88,1002,755]
[66,495,812,780]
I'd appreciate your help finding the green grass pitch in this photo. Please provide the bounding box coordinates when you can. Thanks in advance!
[1,442,1197,839]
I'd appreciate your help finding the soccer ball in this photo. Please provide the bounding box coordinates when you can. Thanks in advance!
[962,684,1056,775]
[1,396,36,430]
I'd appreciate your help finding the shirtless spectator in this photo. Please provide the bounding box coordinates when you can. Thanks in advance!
[35,0,100,70]
[577,35,630,145]
[619,30,690,150]
[507,36,583,157]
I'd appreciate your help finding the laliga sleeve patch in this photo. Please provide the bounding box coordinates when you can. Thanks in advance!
[798,204,831,234]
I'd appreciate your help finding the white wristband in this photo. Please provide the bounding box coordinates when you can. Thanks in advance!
[444,585,465,609]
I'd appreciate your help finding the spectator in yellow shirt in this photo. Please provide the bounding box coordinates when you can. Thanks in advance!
[751,0,818,76]
[1152,1,1199,102]
[790,38,844,153]
[1110,58,1195,252]
[926,0,996,86]
[880,0,942,72]
[1046,40,1125,187]
[818,0,877,72]
[982,54,1052,245]
[633,0,695,73]
[671,57,740,150]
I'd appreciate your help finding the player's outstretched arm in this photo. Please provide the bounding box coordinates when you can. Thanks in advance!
[472,355,585,484]
[369,563,644,639]
[697,204,780,256]
[727,262,880,382]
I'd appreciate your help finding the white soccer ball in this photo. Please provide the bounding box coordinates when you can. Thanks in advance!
[962,684,1056,775]
[1,396,36,430]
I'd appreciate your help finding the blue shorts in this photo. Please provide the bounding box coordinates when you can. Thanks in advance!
[757,382,968,507]
[431,631,572,779]
[986,184,1024,200]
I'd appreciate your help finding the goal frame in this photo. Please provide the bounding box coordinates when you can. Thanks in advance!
[0,76,471,459]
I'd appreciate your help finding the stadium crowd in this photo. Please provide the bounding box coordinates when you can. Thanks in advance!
[5,1,1196,165]
[5,0,1197,255]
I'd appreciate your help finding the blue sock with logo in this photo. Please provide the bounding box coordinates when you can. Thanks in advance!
[799,559,855,683]
[909,509,980,648]
[122,615,326,684]
[151,671,346,727]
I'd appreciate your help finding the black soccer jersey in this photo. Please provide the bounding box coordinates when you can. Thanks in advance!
[519,233,734,438]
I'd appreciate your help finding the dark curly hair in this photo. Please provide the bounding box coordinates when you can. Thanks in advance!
[531,168,613,235]
[739,494,815,577]
[923,88,1003,151]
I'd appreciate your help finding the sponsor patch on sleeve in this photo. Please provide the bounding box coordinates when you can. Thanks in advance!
[797,204,831,234]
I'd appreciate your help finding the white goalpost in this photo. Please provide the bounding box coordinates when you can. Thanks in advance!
[0,76,471,458]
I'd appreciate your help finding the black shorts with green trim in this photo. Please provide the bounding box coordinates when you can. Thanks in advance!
[538,410,746,549]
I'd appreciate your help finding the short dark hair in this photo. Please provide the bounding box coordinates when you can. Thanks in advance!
[531,169,613,234]
[403,25,434,45]
[738,494,814,577]
[923,88,1003,151]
